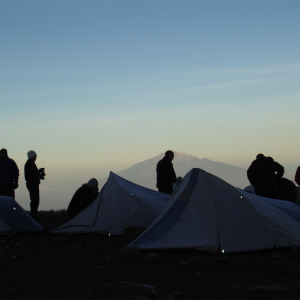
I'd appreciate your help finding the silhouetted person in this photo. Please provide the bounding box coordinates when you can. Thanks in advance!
[67,178,99,219]
[156,150,177,195]
[0,148,19,198]
[25,150,45,220]
[295,166,300,186]
[247,153,284,199]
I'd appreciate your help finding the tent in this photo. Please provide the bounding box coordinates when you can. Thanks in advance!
[0,196,42,234]
[54,172,170,235]
[129,168,300,253]
[243,185,255,194]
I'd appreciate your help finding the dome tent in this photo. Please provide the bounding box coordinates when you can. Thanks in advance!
[130,168,300,253]
[0,196,42,234]
[54,172,170,235]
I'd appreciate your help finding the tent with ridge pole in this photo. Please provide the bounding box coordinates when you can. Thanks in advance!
[54,172,170,235]
[129,168,300,253]
[0,196,43,234]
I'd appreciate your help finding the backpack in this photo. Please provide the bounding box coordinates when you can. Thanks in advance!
[277,178,298,203]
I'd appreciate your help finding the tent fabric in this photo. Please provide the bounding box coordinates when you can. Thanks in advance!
[54,172,170,235]
[243,185,255,194]
[129,168,300,253]
[0,196,42,233]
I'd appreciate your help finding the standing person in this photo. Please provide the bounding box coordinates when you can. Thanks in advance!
[0,148,19,198]
[247,153,284,199]
[295,166,300,186]
[156,150,177,195]
[24,150,45,220]
[67,178,99,219]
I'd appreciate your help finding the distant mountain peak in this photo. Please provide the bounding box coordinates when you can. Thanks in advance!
[151,151,197,163]
[173,151,196,162]
[98,150,249,191]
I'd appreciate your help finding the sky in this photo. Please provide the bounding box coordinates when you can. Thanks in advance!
[1,0,300,209]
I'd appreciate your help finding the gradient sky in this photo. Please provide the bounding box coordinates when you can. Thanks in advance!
[1,0,300,209]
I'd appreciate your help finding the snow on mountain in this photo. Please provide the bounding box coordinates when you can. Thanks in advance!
[98,151,249,190]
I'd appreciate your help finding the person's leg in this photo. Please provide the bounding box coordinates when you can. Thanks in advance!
[27,184,40,219]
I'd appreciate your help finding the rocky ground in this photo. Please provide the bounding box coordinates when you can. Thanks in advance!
[1,210,300,300]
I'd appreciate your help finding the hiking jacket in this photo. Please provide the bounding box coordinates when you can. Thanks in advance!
[295,166,300,186]
[67,184,97,219]
[24,159,40,186]
[156,157,177,190]
[0,156,19,186]
[247,156,284,195]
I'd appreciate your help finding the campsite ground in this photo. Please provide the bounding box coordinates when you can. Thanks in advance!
[1,211,300,300]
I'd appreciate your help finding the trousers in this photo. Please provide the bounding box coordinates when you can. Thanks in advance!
[26,183,40,219]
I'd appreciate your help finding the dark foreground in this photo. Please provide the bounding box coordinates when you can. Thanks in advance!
[1,211,300,300]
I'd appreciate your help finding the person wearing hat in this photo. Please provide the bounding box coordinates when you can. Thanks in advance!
[24,150,45,220]
[67,178,99,219]
[0,148,19,198]
[247,153,284,199]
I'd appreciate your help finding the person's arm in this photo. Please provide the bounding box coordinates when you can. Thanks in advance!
[169,162,177,184]
[295,166,300,186]
[12,160,19,189]
[274,162,284,179]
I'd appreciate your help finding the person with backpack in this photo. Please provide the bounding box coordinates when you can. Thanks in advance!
[247,153,284,199]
